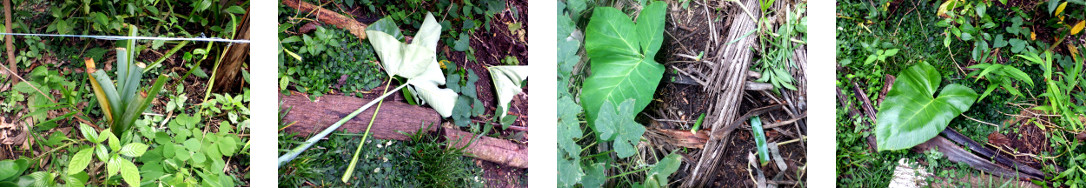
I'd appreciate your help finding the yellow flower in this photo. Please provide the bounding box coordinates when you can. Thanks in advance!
[439,60,450,69]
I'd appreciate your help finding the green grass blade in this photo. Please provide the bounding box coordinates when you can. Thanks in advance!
[342,78,393,183]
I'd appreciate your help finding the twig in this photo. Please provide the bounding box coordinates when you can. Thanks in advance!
[762,113,806,129]
[962,114,1000,127]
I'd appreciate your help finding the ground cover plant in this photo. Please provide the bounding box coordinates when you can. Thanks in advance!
[276,0,528,186]
[559,0,807,186]
[836,0,1085,186]
[0,0,250,187]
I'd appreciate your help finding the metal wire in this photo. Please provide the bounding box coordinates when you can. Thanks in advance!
[0,32,250,43]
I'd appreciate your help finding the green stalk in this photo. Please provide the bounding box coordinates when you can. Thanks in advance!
[143,40,189,73]
[341,77,393,182]
[277,83,409,168]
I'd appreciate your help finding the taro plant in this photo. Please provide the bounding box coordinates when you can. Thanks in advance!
[558,1,682,187]
[581,0,666,127]
[277,12,458,167]
[84,25,169,136]
[875,62,978,151]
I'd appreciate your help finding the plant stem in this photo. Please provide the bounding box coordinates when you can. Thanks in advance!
[341,77,393,182]
[277,83,409,168]
[607,166,651,179]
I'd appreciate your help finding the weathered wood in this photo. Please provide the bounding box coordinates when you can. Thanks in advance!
[687,0,761,186]
[836,86,878,152]
[942,128,1045,179]
[279,94,528,168]
[913,136,1043,180]
[281,0,368,40]
[279,94,440,140]
[444,126,528,169]
[212,8,249,93]
[648,128,711,149]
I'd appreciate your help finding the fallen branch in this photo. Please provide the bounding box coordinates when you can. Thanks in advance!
[281,0,368,40]
[279,94,528,168]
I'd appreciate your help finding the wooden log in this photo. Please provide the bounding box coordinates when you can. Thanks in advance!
[212,8,249,93]
[281,0,368,40]
[279,94,528,168]
[279,94,440,140]
[913,136,1043,180]
[443,126,528,169]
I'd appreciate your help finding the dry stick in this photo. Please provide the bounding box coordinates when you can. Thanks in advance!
[941,128,1046,179]
[4,0,12,83]
[282,0,369,40]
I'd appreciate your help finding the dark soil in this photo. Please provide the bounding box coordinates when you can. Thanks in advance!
[646,0,806,186]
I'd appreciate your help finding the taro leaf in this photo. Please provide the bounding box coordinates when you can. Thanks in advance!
[366,12,458,117]
[582,1,666,125]
[0,159,28,181]
[751,116,769,165]
[876,62,977,151]
[67,148,93,175]
[488,66,528,125]
[643,153,682,187]
[594,99,647,158]
[366,17,403,41]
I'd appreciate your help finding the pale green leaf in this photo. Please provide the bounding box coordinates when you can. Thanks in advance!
[119,159,140,187]
[488,66,529,124]
[67,148,93,175]
[120,143,149,157]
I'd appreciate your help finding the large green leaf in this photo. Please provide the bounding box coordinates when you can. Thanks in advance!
[488,66,528,124]
[876,62,977,151]
[594,99,647,158]
[581,1,666,125]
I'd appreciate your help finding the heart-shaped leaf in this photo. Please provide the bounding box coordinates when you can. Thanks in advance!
[876,62,977,151]
[366,12,458,117]
[581,1,666,125]
[488,66,528,124]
